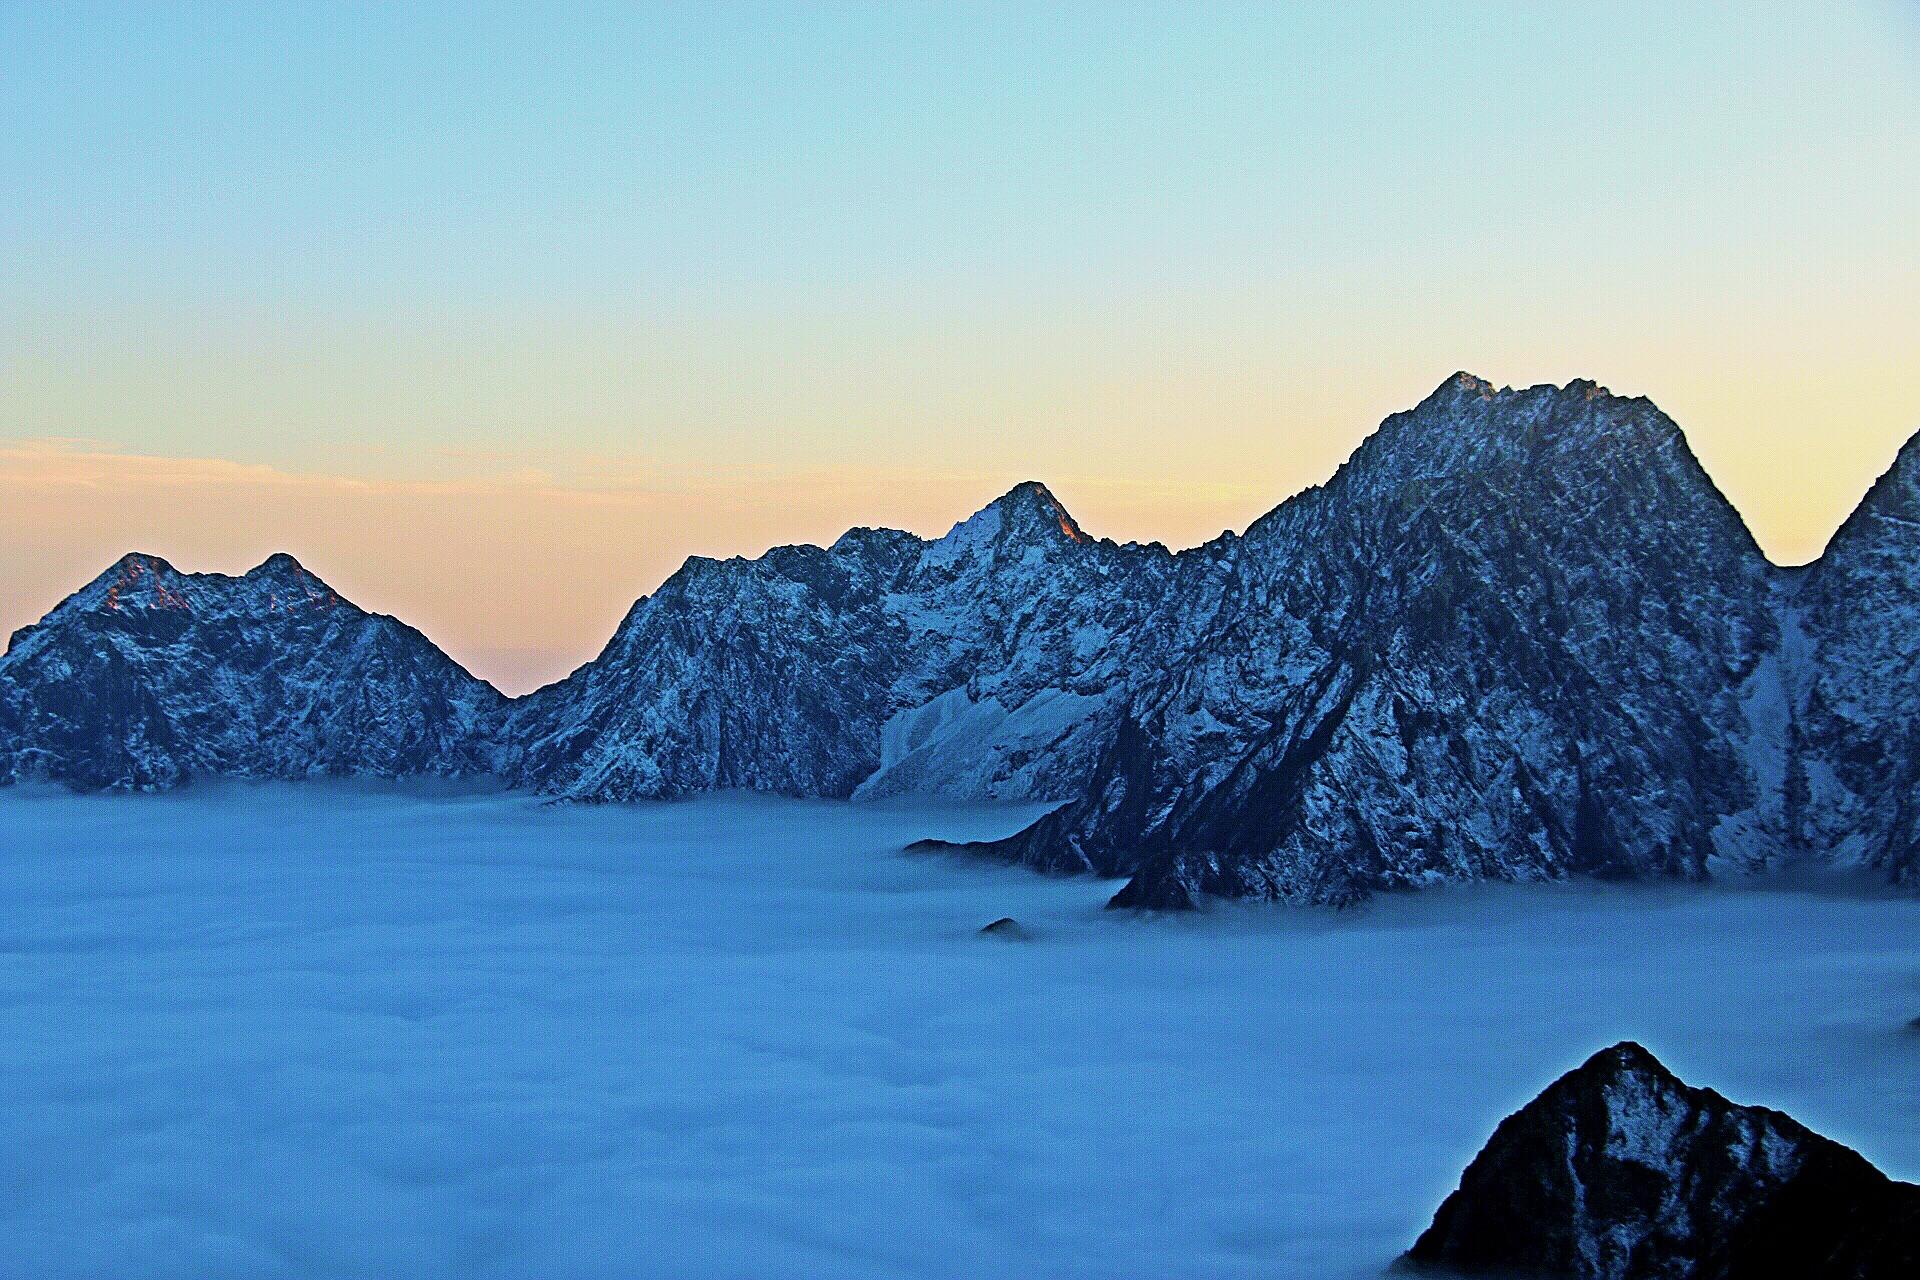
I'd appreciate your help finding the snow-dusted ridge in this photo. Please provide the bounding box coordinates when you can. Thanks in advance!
[5,373,1919,906]
[494,476,1204,803]
[0,551,502,790]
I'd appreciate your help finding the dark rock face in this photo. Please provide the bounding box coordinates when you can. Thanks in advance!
[1795,435,1920,886]
[977,916,1030,939]
[988,376,1782,905]
[496,534,918,801]
[0,553,501,790]
[1405,1042,1920,1280]
[542,373,1796,909]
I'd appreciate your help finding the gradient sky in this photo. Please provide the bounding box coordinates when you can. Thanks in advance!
[4,2,1918,692]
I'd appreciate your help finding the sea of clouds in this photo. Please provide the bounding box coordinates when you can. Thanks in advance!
[0,783,1916,1278]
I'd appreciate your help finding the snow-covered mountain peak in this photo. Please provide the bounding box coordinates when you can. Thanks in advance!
[1579,1040,1679,1097]
[236,553,346,613]
[67,552,195,616]
[1397,373,1671,452]
[998,479,1086,543]
[1276,375,1731,555]
[496,473,1196,804]
[0,551,500,790]
[919,481,1087,571]
[1239,375,1726,565]
[112,550,179,576]
[53,552,348,624]
[1436,369,1499,399]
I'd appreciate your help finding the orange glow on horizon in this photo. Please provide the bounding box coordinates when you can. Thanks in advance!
[4,380,1916,696]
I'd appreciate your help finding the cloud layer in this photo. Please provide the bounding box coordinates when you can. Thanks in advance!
[0,785,1916,1278]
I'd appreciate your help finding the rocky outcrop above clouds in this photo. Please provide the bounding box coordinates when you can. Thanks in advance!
[0,553,500,790]
[988,375,1784,905]
[1405,1042,1920,1279]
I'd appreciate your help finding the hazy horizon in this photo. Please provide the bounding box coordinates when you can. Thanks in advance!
[6,3,1918,691]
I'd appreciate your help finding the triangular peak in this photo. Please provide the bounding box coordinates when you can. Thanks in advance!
[1567,1039,1678,1088]
[999,480,1086,543]
[244,554,347,613]
[1312,371,1768,552]
[921,481,1087,569]
[67,551,194,614]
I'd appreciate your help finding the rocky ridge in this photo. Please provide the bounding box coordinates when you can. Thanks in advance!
[0,553,500,790]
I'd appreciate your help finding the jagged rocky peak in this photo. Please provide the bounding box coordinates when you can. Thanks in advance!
[982,479,1086,538]
[65,551,195,615]
[1445,369,1496,396]
[1405,1042,1920,1279]
[1237,371,1736,573]
[252,560,345,615]
[1361,371,1690,479]
[45,551,342,626]
[0,549,500,791]
[919,480,1088,568]
[984,371,1778,907]
[496,472,1195,805]
[828,522,927,562]
[1338,376,1764,582]
[1000,479,1088,543]
[8,552,202,658]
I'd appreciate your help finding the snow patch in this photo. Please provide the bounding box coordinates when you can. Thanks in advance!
[856,687,1105,800]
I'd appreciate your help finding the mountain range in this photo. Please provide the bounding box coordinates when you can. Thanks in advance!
[5,374,1917,907]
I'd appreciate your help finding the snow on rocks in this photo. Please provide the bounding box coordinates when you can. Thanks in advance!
[1405,1041,1920,1279]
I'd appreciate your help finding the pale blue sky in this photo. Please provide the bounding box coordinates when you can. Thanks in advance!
[3,3,1918,686]
[9,5,1915,310]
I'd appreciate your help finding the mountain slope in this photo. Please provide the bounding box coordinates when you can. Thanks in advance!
[1795,434,1920,885]
[497,482,1218,801]
[978,375,1782,904]
[1406,1042,1920,1279]
[0,553,501,790]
